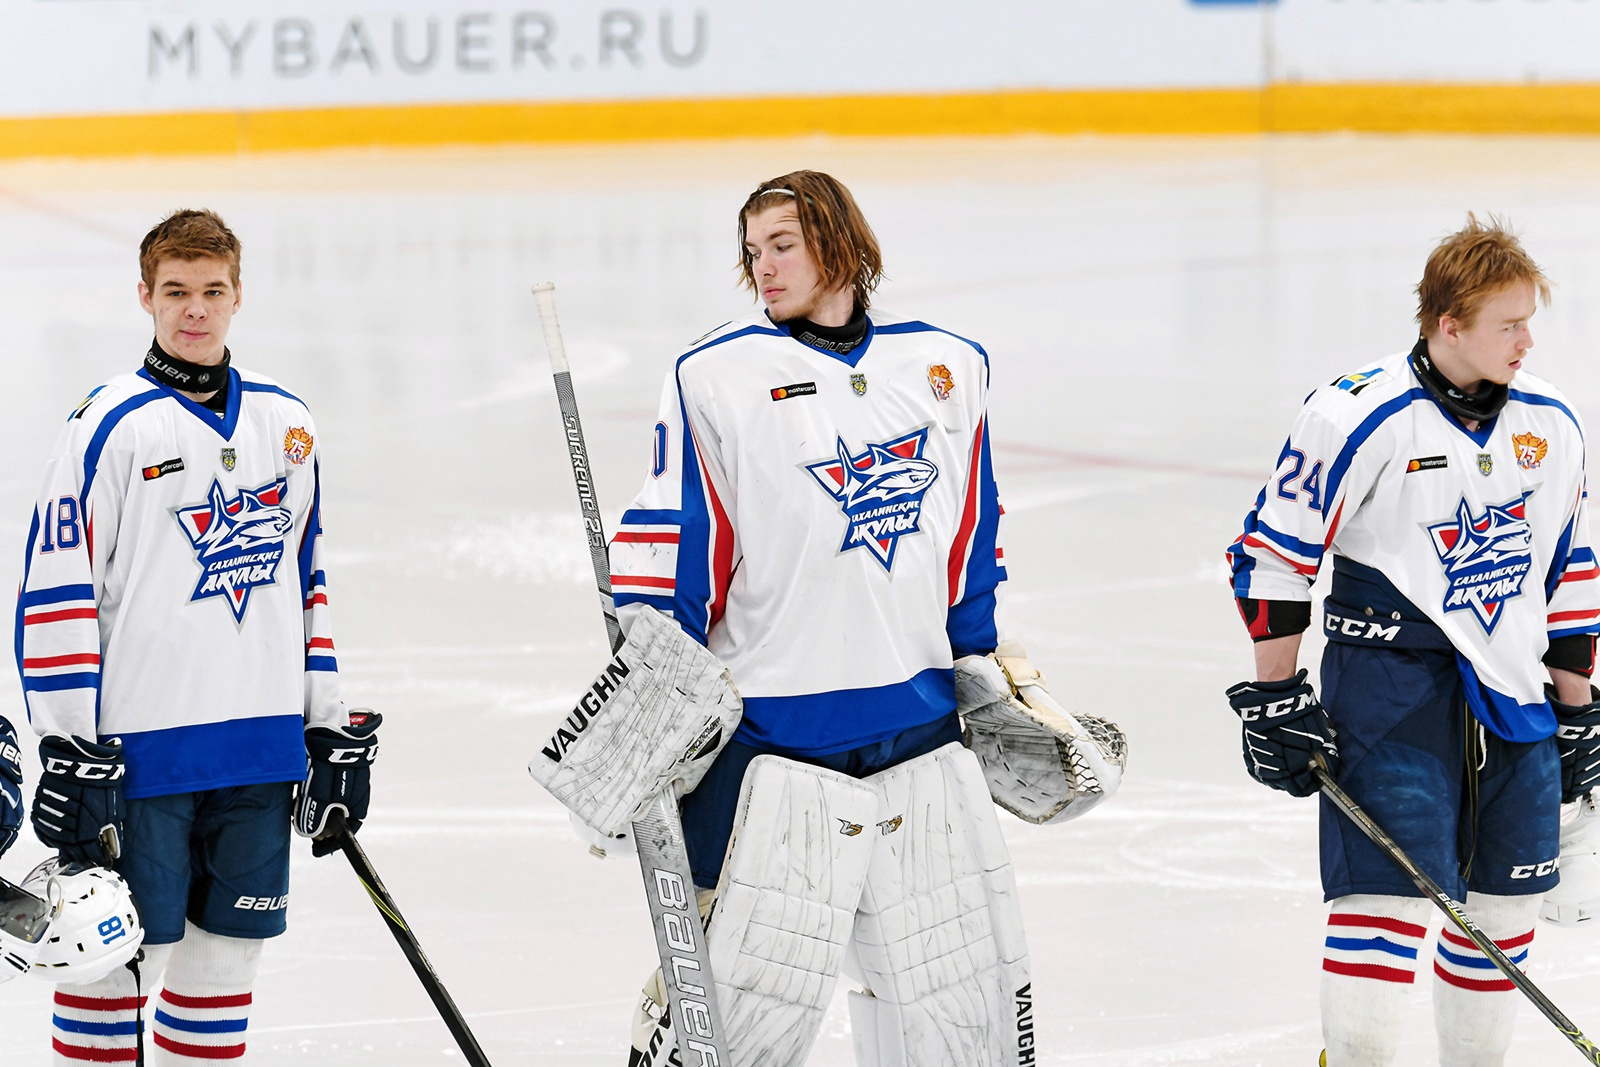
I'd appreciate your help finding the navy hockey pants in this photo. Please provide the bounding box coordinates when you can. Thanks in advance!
[1318,639,1560,902]
[119,782,294,943]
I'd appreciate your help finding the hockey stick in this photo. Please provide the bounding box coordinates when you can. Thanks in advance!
[323,811,495,1067]
[1312,756,1600,1064]
[532,281,733,1067]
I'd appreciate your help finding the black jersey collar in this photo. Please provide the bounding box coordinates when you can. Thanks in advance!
[1408,335,1508,424]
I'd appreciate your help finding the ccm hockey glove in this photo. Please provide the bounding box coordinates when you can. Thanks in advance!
[0,716,21,857]
[294,710,381,857]
[1550,684,1600,803]
[1226,670,1339,798]
[32,734,125,864]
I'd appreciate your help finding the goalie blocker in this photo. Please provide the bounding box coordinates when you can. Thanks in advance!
[528,603,743,841]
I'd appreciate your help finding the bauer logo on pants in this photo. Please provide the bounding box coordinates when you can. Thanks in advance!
[174,478,293,623]
[804,426,939,572]
[1426,492,1534,635]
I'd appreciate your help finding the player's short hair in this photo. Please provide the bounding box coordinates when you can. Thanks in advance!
[139,209,241,291]
[738,170,884,309]
[1416,213,1550,337]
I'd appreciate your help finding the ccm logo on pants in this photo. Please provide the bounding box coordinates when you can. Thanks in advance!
[1510,860,1558,879]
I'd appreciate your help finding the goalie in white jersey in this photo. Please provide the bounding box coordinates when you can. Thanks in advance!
[15,210,380,1062]
[529,171,1126,1067]
[1227,215,1600,1066]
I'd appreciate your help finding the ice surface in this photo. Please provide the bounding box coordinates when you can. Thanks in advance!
[4,135,1600,1064]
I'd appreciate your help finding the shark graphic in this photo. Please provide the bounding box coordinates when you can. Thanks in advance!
[1426,492,1535,635]
[175,478,293,622]
[806,427,940,572]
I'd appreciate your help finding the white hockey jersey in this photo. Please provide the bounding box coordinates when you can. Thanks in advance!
[610,311,1010,756]
[1228,350,1600,742]
[16,366,343,798]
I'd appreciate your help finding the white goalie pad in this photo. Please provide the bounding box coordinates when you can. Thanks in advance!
[849,742,1034,1067]
[528,605,742,838]
[705,755,878,1067]
[1543,791,1600,926]
[955,647,1127,824]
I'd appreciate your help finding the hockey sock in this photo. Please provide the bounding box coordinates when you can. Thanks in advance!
[151,924,262,1063]
[1432,892,1539,1067]
[1320,894,1432,1067]
[51,942,174,1064]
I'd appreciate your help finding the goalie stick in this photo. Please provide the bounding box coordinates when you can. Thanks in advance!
[1312,755,1600,1065]
[532,281,733,1067]
[323,811,494,1067]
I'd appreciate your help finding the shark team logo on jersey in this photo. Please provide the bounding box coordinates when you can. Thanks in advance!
[174,478,293,622]
[806,427,939,572]
[1426,493,1535,635]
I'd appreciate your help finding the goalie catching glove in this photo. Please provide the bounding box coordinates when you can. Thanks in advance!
[955,642,1127,824]
[529,604,742,839]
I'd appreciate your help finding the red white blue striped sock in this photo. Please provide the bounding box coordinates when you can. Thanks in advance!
[52,990,145,1063]
[50,943,172,1064]
[151,927,262,1062]
[1321,893,1433,1067]
[1432,892,1539,1067]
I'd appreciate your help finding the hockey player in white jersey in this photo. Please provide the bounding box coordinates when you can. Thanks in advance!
[16,210,380,1060]
[1227,215,1600,1066]
[530,170,1126,1067]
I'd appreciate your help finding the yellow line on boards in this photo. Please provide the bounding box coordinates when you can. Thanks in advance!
[4,84,1600,158]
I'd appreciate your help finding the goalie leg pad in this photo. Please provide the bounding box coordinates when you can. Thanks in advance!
[850,742,1033,1067]
[701,755,877,1067]
[528,605,742,837]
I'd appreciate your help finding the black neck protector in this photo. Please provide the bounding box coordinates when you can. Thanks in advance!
[145,340,231,395]
[784,303,868,355]
[1408,336,1507,423]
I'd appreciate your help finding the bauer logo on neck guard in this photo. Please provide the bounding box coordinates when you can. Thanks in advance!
[540,655,632,763]
[805,426,939,572]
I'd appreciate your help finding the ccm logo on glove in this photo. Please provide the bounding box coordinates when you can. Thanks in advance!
[1556,722,1600,742]
[42,758,124,780]
[1235,691,1317,722]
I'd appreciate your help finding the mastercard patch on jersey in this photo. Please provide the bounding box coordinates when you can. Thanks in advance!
[141,458,185,481]
[174,478,293,622]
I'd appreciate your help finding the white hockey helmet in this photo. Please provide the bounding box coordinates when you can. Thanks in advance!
[0,874,54,982]
[20,859,144,984]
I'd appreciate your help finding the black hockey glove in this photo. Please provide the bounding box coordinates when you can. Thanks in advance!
[294,710,381,857]
[1226,670,1340,798]
[32,734,125,864]
[0,716,22,858]
[1550,684,1600,804]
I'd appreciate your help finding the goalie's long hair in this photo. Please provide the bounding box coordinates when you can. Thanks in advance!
[737,170,884,309]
